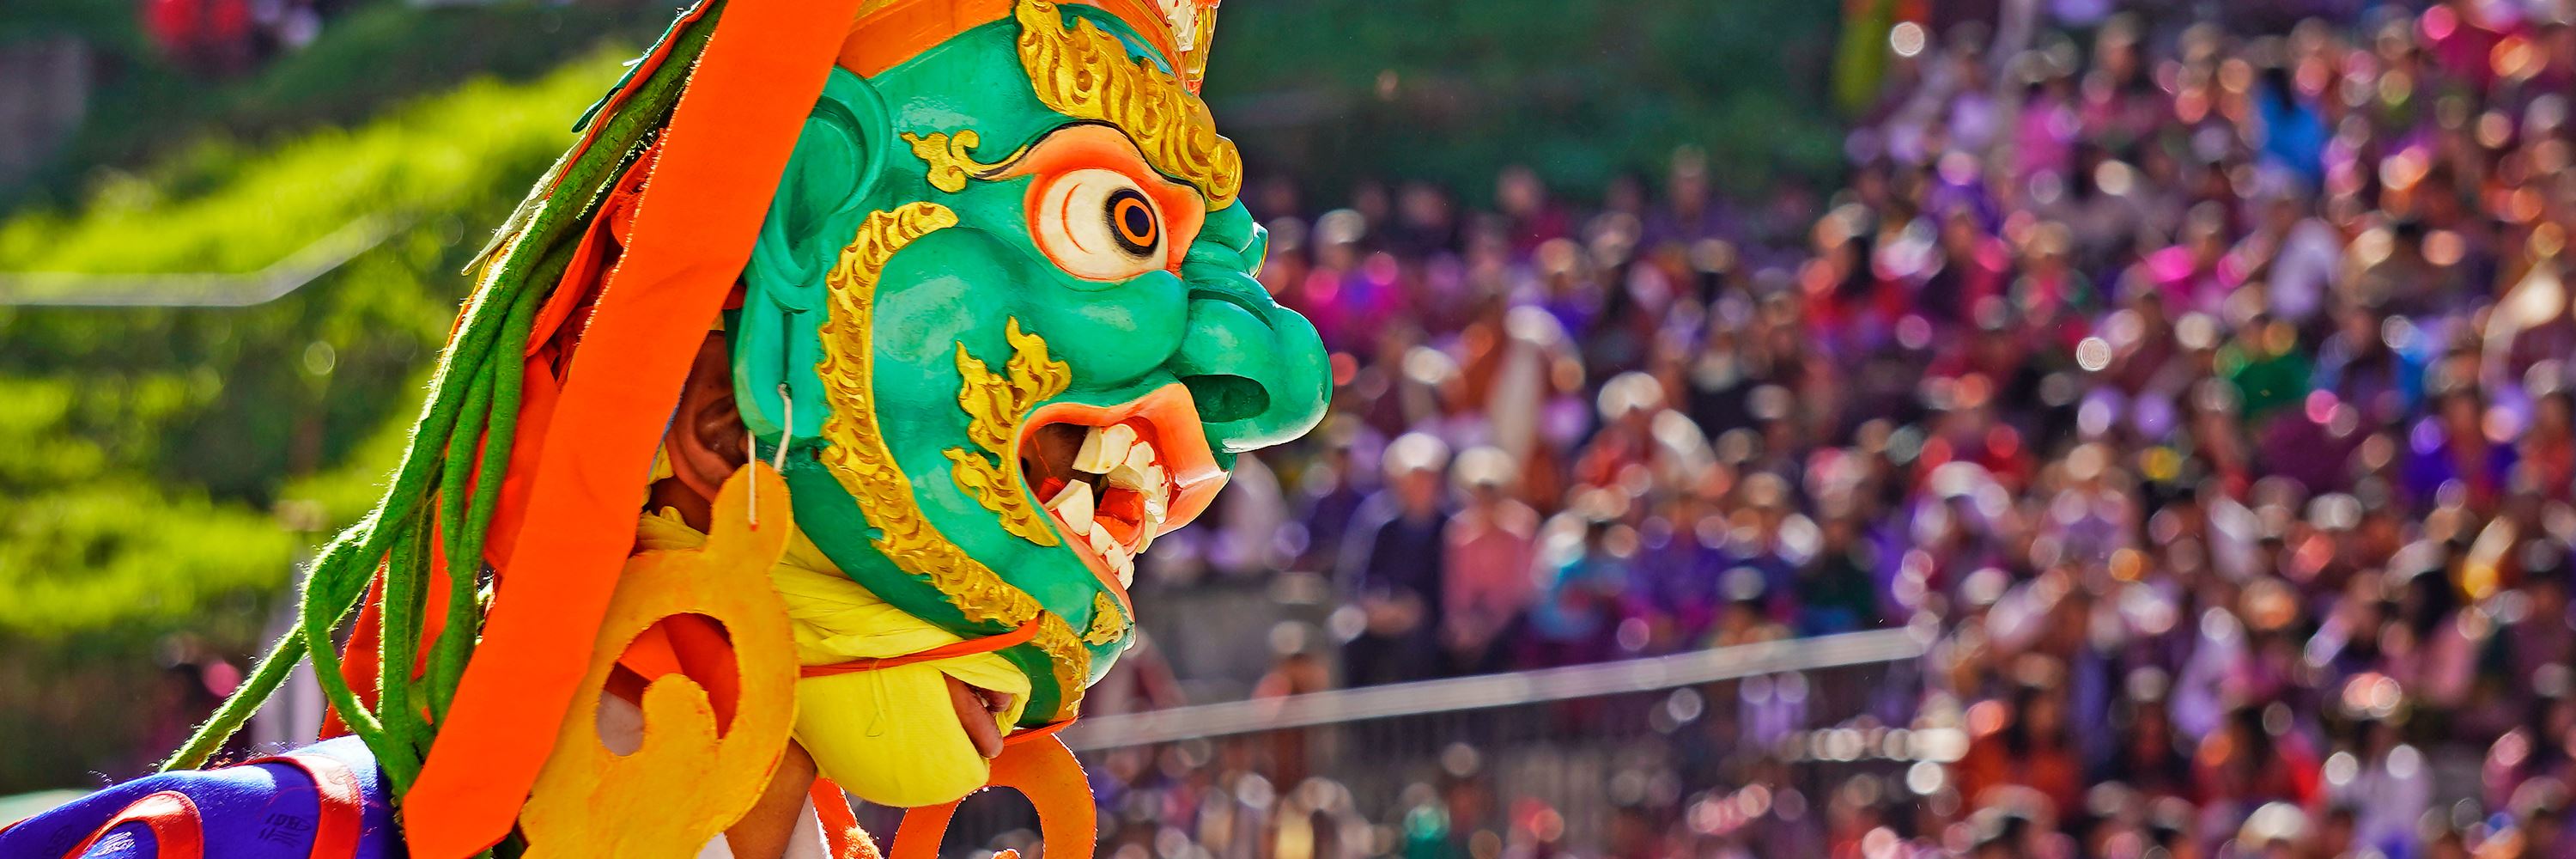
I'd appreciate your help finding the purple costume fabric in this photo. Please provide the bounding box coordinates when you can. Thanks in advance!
[0,736,398,859]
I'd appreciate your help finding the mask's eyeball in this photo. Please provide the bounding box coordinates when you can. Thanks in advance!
[1108,188,1158,254]
[1031,168,1170,282]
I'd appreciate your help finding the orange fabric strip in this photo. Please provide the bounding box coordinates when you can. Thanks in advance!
[487,143,657,573]
[614,613,744,729]
[398,0,872,854]
[809,778,878,859]
[836,0,1010,76]
[321,574,386,740]
[797,618,1042,679]
[835,0,1177,78]
[888,735,1092,859]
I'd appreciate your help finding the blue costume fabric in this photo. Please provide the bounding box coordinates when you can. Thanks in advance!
[0,737,398,859]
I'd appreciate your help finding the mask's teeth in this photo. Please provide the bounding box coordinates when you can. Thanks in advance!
[1071,426,1108,472]
[1141,466,1169,517]
[1102,544,1135,588]
[1074,424,1134,474]
[1085,523,1121,559]
[1047,481,1096,537]
[1107,442,1158,490]
[1133,512,1160,555]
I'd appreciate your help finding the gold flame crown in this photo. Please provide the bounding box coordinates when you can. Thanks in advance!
[844,0,1224,93]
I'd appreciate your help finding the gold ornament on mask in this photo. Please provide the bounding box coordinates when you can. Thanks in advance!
[1082,591,1127,646]
[947,317,1072,547]
[1035,612,1091,698]
[817,203,1042,627]
[814,204,1092,718]
[1015,0,1242,209]
[902,130,1014,193]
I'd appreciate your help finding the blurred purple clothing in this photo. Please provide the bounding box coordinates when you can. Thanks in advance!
[1631,525,1735,647]
[2403,418,2517,502]
[0,736,395,859]
[1289,260,1408,354]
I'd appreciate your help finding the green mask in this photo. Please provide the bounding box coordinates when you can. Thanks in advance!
[730,0,1328,726]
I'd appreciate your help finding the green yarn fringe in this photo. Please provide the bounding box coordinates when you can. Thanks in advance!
[154,1,726,793]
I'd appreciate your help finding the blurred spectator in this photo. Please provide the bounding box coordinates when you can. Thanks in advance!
[1441,447,1539,675]
[1089,1,2576,854]
[1336,432,1453,685]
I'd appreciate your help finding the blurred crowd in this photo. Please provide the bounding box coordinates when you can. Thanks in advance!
[1098,1,2576,856]
[137,0,334,75]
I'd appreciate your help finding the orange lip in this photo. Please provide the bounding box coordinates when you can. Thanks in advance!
[1015,383,1227,604]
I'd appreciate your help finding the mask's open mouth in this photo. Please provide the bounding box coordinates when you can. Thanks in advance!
[1016,384,1226,596]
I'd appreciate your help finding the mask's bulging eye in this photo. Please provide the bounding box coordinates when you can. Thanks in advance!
[1033,168,1170,282]
[1109,189,1157,253]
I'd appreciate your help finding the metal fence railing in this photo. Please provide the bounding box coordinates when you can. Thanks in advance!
[0,215,401,307]
[859,628,1941,859]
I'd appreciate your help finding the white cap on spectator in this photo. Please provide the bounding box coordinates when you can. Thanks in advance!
[1382,432,1450,479]
[1314,208,1367,247]
[1452,445,1517,491]
[1597,371,1665,420]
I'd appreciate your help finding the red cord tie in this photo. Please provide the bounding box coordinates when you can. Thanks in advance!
[797,617,1043,678]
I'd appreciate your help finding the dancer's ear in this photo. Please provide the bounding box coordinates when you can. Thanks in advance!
[665,332,751,511]
[735,68,892,443]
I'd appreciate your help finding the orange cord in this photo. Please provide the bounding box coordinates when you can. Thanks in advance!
[797,618,1042,678]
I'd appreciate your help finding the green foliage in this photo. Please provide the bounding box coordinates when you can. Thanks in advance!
[0,64,611,275]
[0,49,627,791]
[0,50,635,613]
[0,478,297,638]
[0,0,672,209]
[0,377,264,637]
[0,56,624,491]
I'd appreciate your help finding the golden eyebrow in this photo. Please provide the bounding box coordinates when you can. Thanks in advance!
[903,122,1205,201]
[1012,0,1242,210]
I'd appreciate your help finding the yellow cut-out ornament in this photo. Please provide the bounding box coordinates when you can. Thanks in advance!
[519,464,801,857]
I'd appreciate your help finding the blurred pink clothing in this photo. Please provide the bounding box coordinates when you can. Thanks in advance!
[1444,501,1540,649]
